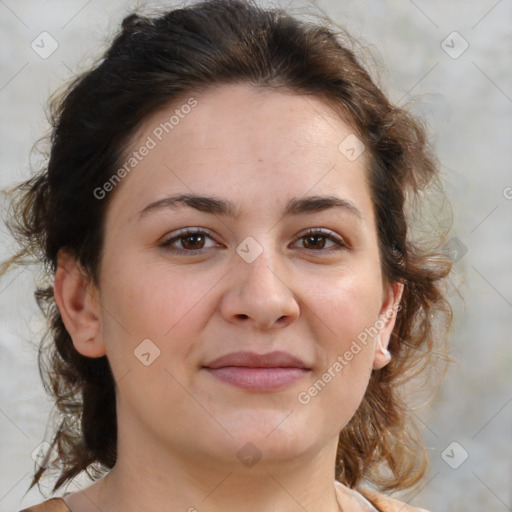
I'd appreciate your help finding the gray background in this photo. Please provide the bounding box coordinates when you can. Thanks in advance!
[1,1,511,511]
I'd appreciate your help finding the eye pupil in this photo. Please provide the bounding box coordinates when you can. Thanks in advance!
[182,234,204,250]
[304,235,326,249]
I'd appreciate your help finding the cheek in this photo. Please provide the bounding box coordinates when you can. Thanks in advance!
[298,279,378,431]
[102,256,188,330]
[303,272,381,409]
[314,272,382,348]
[98,256,216,369]
[98,261,204,413]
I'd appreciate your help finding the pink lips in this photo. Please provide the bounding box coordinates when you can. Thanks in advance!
[203,351,310,392]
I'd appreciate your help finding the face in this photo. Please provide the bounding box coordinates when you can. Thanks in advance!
[73,84,401,472]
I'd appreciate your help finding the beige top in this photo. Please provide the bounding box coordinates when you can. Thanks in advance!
[19,497,69,512]
[19,483,430,512]
[334,481,430,512]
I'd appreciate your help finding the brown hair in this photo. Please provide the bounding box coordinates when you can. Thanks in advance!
[1,0,452,496]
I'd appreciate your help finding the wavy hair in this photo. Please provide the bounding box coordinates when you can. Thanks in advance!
[1,0,453,496]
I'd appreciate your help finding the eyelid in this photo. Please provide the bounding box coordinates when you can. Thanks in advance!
[162,227,215,240]
[160,227,220,251]
[292,227,348,250]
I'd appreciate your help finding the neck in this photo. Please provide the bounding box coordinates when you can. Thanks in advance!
[72,430,344,512]
[99,464,341,512]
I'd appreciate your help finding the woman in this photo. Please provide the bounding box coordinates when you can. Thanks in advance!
[2,0,452,510]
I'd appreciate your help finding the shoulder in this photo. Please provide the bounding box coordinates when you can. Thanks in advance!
[18,497,70,512]
[357,487,430,512]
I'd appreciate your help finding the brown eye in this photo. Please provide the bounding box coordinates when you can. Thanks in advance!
[161,229,218,255]
[303,234,328,250]
[294,229,347,253]
[180,233,206,250]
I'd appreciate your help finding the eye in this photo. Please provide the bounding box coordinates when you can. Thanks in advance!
[292,228,347,253]
[160,227,347,256]
[160,228,219,255]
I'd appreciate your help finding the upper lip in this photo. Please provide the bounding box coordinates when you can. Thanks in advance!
[204,351,310,369]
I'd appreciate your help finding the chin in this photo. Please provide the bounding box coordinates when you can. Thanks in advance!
[214,408,319,459]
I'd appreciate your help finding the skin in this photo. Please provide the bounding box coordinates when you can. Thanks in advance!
[55,83,403,512]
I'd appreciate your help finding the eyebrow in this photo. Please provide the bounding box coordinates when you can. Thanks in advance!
[138,193,364,221]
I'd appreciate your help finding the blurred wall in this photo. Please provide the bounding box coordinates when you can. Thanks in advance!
[1,1,511,511]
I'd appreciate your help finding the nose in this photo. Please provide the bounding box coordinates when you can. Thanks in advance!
[219,247,300,331]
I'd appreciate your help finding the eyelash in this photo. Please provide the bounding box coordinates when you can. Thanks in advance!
[160,228,347,255]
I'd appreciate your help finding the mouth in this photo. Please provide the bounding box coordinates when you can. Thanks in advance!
[202,351,311,392]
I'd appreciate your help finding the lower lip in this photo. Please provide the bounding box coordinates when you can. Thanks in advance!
[204,367,309,391]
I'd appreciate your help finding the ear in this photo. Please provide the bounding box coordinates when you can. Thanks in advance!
[53,249,106,358]
[372,280,404,370]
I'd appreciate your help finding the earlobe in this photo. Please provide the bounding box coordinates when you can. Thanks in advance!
[372,281,404,370]
[53,249,106,358]
[372,335,392,370]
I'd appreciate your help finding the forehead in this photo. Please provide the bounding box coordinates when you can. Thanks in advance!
[106,83,373,224]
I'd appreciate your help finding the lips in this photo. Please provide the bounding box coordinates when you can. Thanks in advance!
[205,350,309,369]
[203,351,310,392]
